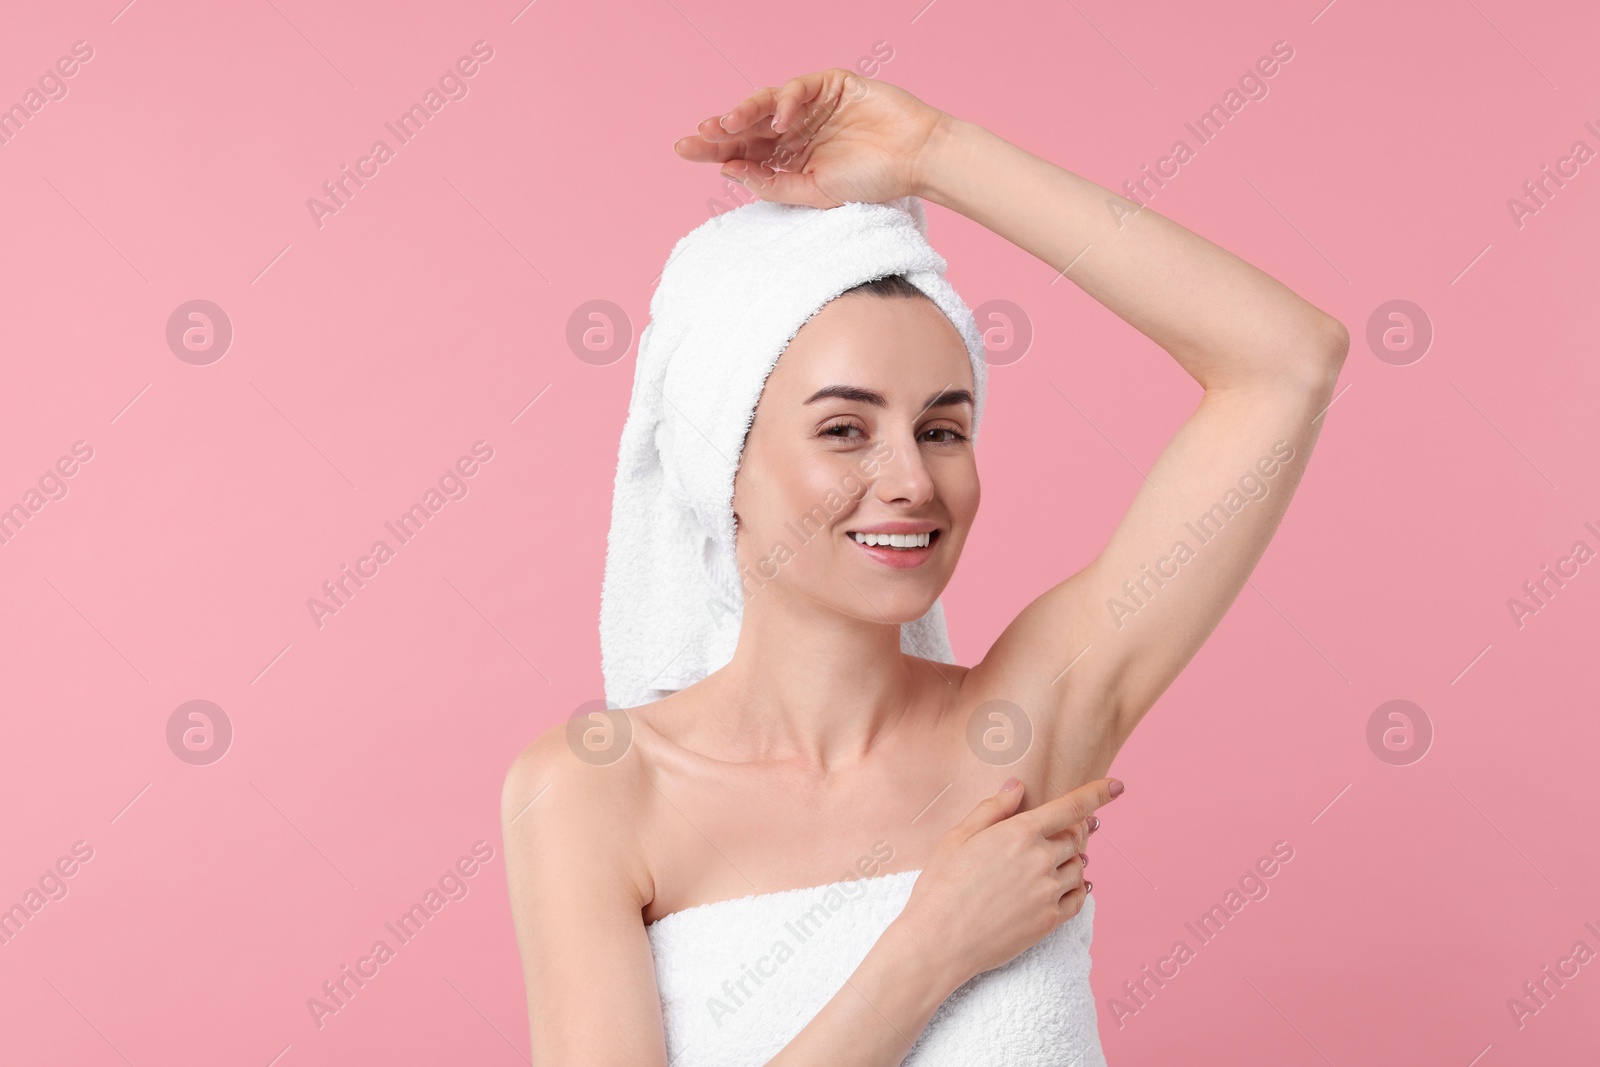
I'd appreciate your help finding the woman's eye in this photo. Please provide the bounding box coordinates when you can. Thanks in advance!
[821,422,968,442]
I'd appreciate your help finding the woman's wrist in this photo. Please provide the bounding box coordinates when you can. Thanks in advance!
[873,908,970,1012]
[762,907,970,1065]
[911,112,985,211]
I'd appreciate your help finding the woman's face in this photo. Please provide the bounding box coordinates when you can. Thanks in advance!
[731,292,980,626]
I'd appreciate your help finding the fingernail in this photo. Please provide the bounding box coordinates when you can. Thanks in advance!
[1085,880,1093,893]
[1001,776,1020,792]
[1080,853,1089,867]
[1088,815,1100,833]
[719,112,735,130]
[1108,779,1124,798]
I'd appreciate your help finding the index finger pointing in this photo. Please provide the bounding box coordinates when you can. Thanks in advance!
[1021,778,1124,838]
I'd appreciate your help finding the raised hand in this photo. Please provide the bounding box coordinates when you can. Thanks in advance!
[673,68,950,208]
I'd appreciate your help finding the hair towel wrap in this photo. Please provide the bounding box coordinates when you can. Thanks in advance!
[599,196,990,709]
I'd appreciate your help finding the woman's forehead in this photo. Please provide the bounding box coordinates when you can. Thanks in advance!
[766,295,973,397]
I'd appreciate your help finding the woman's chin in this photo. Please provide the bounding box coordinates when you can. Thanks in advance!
[844,589,946,627]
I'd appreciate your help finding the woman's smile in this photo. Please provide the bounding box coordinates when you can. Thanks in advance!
[845,522,943,569]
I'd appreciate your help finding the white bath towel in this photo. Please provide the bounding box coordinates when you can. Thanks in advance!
[600,196,992,710]
[646,868,1107,1066]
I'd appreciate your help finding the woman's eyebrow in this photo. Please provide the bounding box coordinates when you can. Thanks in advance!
[803,385,974,410]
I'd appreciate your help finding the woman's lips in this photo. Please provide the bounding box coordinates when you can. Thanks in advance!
[847,529,940,570]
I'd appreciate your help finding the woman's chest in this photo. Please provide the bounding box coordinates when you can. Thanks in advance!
[637,728,993,924]
[634,682,1103,925]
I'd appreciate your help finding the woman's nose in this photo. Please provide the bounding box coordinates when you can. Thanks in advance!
[871,434,936,505]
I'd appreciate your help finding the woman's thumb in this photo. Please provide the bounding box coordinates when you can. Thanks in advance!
[726,164,831,208]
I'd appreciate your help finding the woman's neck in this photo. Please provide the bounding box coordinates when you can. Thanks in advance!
[704,593,937,772]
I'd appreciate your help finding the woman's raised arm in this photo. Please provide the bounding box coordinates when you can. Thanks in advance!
[680,70,1348,774]
[914,110,1348,767]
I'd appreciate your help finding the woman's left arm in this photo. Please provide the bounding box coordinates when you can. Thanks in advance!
[918,115,1349,761]
[680,70,1348,766]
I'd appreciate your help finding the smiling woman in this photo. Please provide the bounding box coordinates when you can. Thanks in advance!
[733,279,980,599]
[502,66,1346,1067]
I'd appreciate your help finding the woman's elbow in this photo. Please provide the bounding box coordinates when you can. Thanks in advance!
[1291,315,1349,395]
[1317,316,1351,367]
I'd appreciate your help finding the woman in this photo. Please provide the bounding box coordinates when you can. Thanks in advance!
[502,68,1347,1065]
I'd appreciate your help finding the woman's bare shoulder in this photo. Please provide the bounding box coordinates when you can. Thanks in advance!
[500,711,658,907]
[500,714,678,1062]
[502,719,646,810]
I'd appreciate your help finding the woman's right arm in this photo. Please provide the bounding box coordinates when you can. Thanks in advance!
[503,728,1120,1065]
[502,729,670,1064]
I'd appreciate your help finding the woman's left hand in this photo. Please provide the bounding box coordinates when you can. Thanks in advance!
[673,68,950,208]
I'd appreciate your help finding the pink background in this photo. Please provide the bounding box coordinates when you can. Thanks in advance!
[2,0,1597,1063]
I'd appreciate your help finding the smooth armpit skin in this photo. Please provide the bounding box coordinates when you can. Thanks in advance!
[501,728,669,1066]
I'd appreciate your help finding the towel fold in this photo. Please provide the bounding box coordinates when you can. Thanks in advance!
[600,196,991,709]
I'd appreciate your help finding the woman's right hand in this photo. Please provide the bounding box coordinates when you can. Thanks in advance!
[897,777,1123,981]
[672,68,950,209]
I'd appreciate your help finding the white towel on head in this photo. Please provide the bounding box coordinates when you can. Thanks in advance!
[600,196,991,710]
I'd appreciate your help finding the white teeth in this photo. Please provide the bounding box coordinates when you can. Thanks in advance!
[851,531,932,549]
